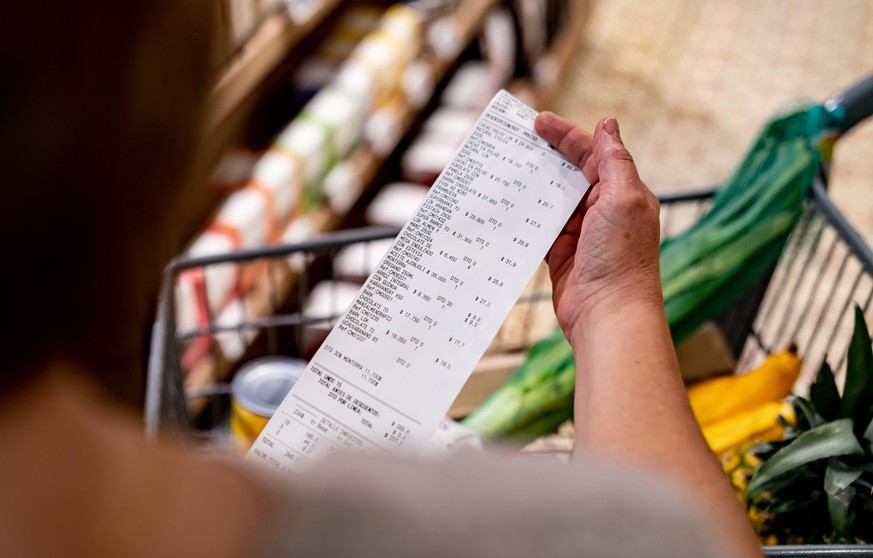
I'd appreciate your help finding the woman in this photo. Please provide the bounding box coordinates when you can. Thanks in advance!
[0,1,760,556]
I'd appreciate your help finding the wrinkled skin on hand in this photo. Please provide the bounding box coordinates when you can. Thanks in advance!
[534,114,662,343]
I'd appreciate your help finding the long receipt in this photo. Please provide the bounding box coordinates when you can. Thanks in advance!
[248,91,590,470]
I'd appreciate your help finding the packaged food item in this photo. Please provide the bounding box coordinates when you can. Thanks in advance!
[301,280,361,357]
[211,188,270,248]
[441,60,499,110]
[274,119,329,206]
[402,59,436,109]
[333,60,378,109]
[379,5,422,64]
[401,133,461,185]
[176,227,251,373]
[480,8,517,89]
[345,5,422,105]
[178,232,239,329]
[363,94,406,157]
[306,86,366,158]
[426,16,462,61]
[213,297,256,362]
[230,357,307,450]
[349,34,404,104]
[422,106,478,144]
[209,188,273,293]
[250,149,305,229]
[324,159,364,213]
[274,85,366,210]
[365,182,430,227]
[333,238,394,281]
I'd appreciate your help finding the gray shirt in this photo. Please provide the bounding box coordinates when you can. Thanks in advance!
[261,451,733,558]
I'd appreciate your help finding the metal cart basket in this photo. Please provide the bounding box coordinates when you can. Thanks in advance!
[147,174,873,433]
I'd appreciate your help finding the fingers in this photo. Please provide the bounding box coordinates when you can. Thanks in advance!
[537,112,651,211]
[534,112,593,168]
[595,117,642,187]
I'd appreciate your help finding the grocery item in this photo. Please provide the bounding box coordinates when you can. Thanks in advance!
[300,280,362,357]
[365,182,430,227]
[346,5,421,106]
[461,328,574,438]
[324,159,365,213]
[363,94,407,157]
[305,86,367,159]
[275,118,330,196]
[401,133,464,185]
[687,348,801,428]
[213,298,256,362]
[230,357,306,450]
[741,305,873,544]
[333,238,394,281]
[250,148,305,227]
[210,187,270,248]
[701,400,792,456]
[177,231,238,329]
[441,61,500,110]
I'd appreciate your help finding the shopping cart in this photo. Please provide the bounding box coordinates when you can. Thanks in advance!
[145,80,873,555]
[145,175,873,435]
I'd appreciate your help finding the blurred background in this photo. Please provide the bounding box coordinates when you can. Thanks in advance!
[559,0,873,238]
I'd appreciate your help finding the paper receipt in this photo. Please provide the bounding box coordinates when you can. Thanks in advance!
[248,90,590,470]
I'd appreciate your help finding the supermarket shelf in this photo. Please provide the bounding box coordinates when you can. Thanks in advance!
[205,0,342,135]
[532,0,591,110]
[184,0,501,401]
[184,207,334,395]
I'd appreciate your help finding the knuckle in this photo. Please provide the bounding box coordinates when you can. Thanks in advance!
[616,186,649,212]
[606,143,635,164]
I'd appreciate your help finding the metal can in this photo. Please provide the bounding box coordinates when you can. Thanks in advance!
[230,357,306,450]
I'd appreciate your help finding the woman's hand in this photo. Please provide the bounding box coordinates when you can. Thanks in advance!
[535,113,764,557]
[534,113,662,344]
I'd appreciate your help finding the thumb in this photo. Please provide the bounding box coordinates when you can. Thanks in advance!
[595,117,642,187]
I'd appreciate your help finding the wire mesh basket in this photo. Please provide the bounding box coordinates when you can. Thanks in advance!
[147,172,873,437]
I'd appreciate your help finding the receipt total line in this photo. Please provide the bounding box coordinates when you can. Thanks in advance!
[313,361,423,426]
[261,433,311,463]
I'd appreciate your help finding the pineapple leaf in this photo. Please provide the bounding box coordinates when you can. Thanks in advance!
[824,459,862,538]
[747,419,864,496]
[810,360,841,421]
[840,305,873,433]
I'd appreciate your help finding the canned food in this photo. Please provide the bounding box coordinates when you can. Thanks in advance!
[230,357,306,450]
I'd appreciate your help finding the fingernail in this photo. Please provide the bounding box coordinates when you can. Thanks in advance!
[604,117,621,139]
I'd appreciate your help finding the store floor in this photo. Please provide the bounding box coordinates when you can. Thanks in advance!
[555,0,873,240]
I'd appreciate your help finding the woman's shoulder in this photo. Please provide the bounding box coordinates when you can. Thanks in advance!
[259,451,733,558]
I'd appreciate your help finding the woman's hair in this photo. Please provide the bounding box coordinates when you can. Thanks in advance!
[0,2,214,405]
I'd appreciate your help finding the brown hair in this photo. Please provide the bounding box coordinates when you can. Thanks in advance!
[0,2,214,405]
